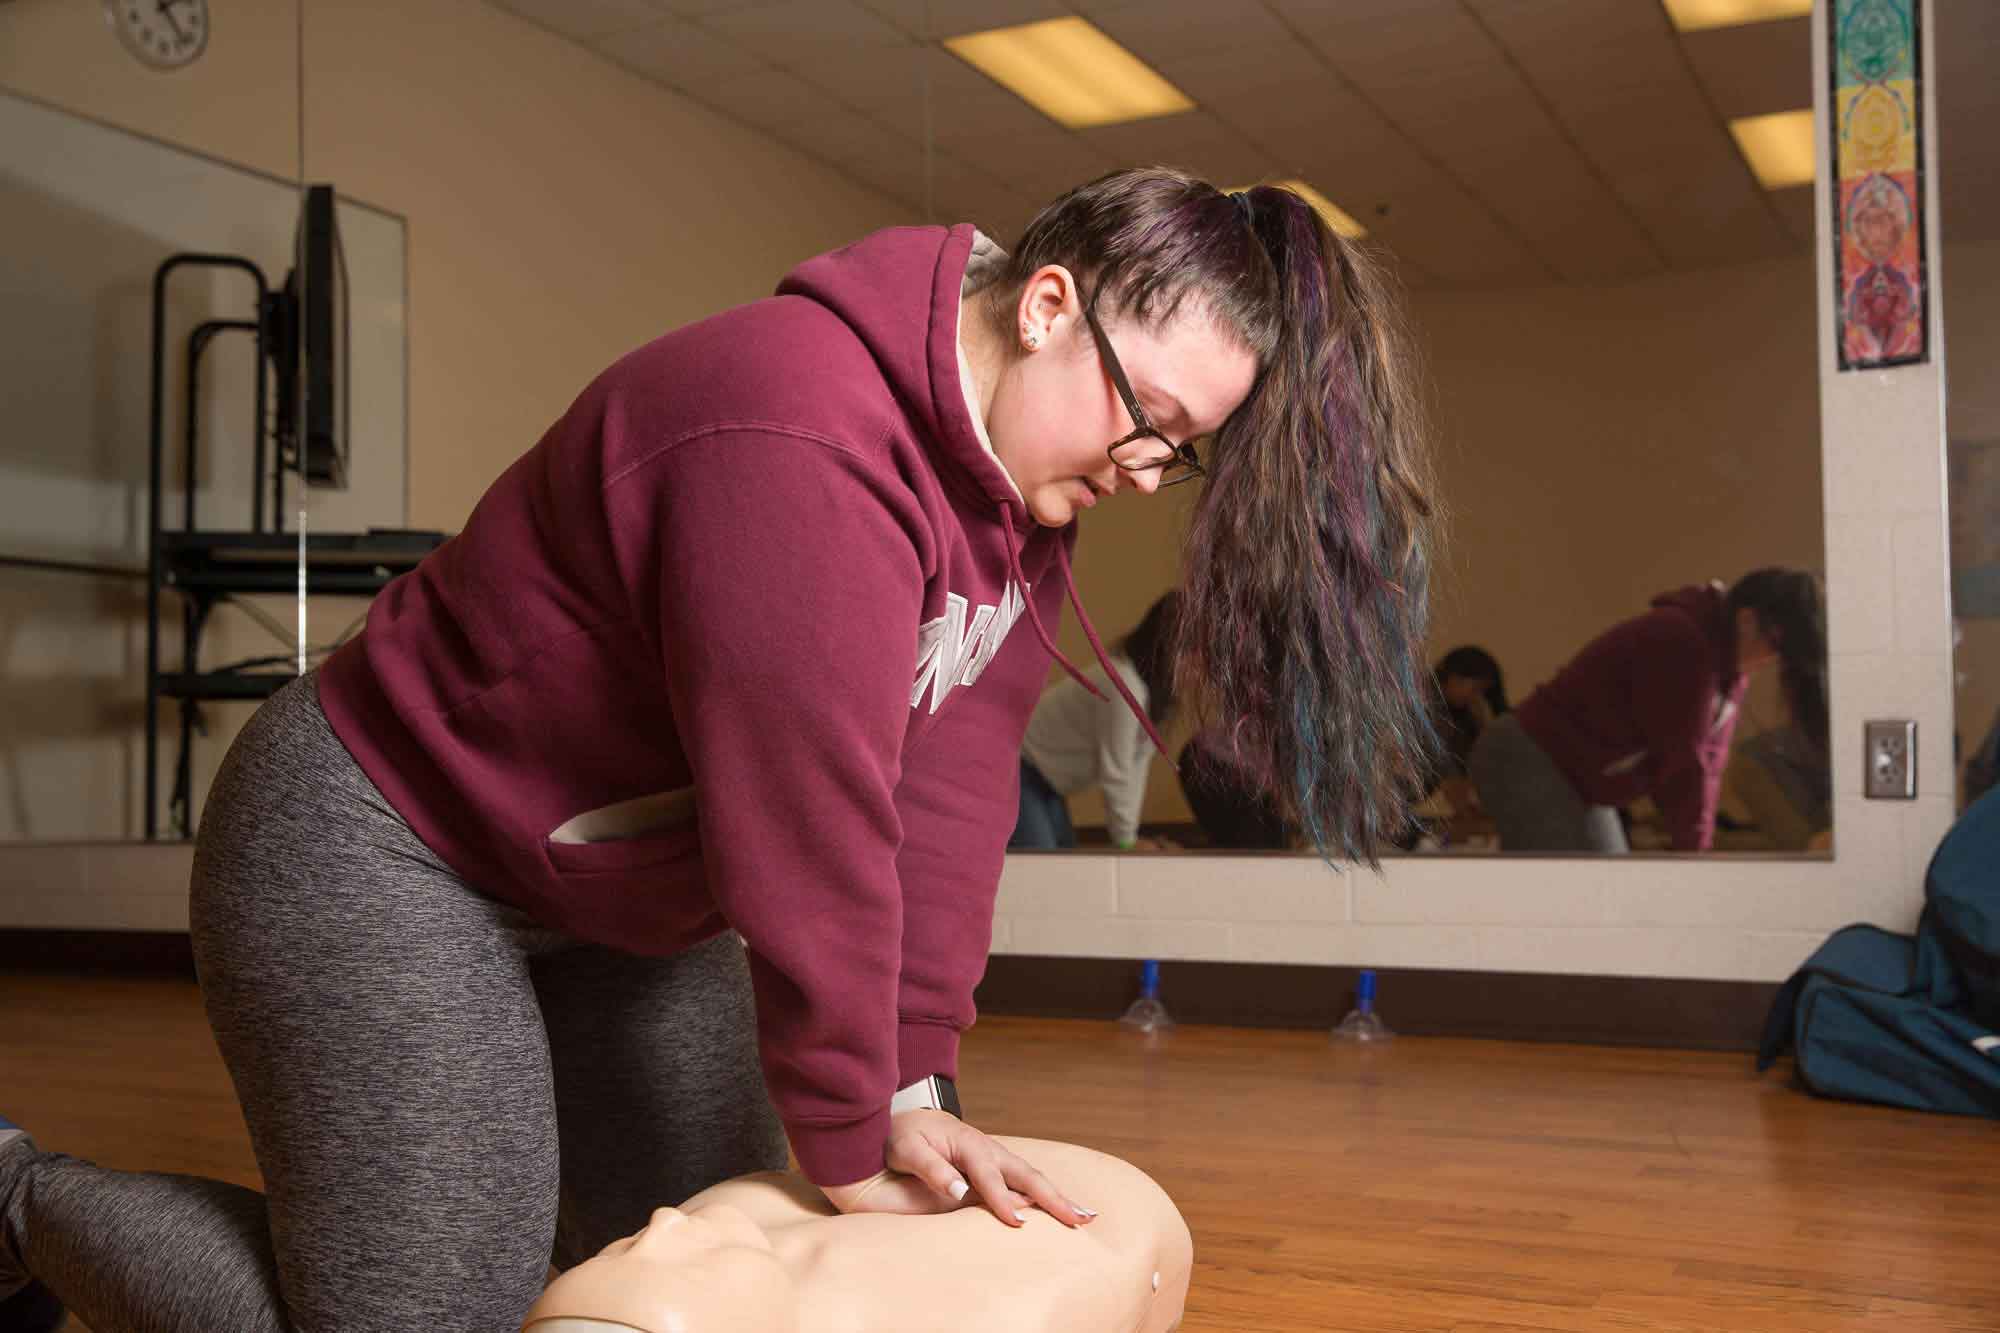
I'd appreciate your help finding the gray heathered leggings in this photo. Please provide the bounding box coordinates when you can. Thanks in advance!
[1467,713,1630,854]
[0,672,788,1331]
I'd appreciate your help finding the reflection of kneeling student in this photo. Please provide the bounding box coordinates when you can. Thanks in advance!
[1013,596,1178,850]
[1177,731,1297,850]
[1469,571,1824,854]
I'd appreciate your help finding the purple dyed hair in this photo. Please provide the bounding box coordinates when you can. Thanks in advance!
[988,167,1441,863]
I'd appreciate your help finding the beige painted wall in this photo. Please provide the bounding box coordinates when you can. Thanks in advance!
[0,0,906,531]
[0,0,906,840]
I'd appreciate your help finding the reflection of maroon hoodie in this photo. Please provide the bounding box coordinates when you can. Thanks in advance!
[318,225,1151,1185]
[1514,584,1746,852]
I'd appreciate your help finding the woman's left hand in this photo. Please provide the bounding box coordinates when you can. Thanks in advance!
[822,1110,1097,1229]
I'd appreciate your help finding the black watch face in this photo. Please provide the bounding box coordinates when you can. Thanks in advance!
[935,1076,962,1119]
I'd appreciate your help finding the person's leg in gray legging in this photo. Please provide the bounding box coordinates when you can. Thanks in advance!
[533,934,789,1268]
[0,674,783,1331]
[1468,713,1629,854]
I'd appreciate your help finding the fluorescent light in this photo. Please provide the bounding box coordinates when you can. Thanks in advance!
[1729,109,1816,189]
[1237,180,1367,239]
[1661,0,1812,33]
[944,17,1194,130]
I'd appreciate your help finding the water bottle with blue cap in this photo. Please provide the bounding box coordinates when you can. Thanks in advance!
[1119,959,1174,1033]
[1331,968,1394,1042]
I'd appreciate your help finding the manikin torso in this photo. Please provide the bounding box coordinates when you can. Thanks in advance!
[522,1137,1192,1333]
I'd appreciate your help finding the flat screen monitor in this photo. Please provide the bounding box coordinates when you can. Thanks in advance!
[273,183,349,490]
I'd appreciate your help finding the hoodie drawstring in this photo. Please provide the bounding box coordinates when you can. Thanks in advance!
[1000,502,1177,768]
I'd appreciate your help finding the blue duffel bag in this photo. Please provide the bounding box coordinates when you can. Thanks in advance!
[1757,789,2000,1117]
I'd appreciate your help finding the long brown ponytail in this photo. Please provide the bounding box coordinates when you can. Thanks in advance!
[998,168,1442,863]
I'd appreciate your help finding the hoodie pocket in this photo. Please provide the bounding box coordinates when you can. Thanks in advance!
[542,823,700,876]
[542,786,699,875]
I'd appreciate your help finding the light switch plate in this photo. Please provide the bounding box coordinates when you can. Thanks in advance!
[1864,719,1917,799]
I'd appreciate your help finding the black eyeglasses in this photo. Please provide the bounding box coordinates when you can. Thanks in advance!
[1082,292,1207,488]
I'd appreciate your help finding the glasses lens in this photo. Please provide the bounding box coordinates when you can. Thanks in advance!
[1110,433,1177,469]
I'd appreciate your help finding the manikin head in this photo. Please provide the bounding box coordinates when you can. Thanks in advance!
[522,1202,798,1333]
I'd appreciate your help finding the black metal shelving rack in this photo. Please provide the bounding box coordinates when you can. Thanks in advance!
[145,253,443,840]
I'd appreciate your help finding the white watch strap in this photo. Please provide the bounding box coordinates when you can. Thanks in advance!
[890,1075,942,1116]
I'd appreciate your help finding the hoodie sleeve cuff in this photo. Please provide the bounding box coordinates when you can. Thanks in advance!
[787,1107,894,1188]
[898,1018,962,1088]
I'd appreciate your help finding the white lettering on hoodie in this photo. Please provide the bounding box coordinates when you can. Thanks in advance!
[910,582,1028,714]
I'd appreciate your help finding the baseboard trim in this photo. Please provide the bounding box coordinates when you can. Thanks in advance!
[0,930,1778,1051]
[0,929,196,977]
[976,955,1778,1051]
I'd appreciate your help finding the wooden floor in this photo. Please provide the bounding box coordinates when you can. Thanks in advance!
[5,972,1997,1332]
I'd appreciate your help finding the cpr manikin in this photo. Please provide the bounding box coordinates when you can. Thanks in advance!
[522,1137,1192,1333]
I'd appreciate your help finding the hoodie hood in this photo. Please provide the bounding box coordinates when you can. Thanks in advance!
[777,223,1175,765]
[1650,580,1738,682]
[778,224,1024,517]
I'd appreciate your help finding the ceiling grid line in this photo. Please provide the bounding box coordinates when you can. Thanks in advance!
[1645,0,1798,244]
[1454,0,1674,275]
[1255,1,1562,286]
[480,0,1945,285]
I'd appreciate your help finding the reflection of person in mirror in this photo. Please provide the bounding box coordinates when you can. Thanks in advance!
[1013,595,1182,851]
[521,1137,1192,1333]
[1415,645,1510,836]
[1177,729,1300,850]
[0,169,1443,1330]
[1467,570,1826,854]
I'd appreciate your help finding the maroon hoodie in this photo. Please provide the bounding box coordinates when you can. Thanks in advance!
[1513,584,1747,852]
[317,224,1151,1185]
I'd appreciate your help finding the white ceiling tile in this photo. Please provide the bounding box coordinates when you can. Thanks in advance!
[1077,110,1276,188]
[858,0,1073,40]
[1268,0,1435,29]
[1607,156,1794,268]
[1466,160,1667,283]
[1084,0,1296,68]
[772,105,919,165]
[1680,17,1812,121]
[789,40,927,108]
[1279,135,1450,214]
[1202,78,1412,182]
[591,18,770,89]
[930,85,1070,144]
[841,144,1008,217]
[488,0,672,40]
[1358,178,1550,287]
[652,0,793,12]
[1458,0,1671,51]
[799,42,1021,123]
[698,0,912,69]
[682,68,848,130]
[942,124,1119,200]
[1150,39,1327,109]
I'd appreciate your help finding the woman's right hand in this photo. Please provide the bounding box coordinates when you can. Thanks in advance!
[819,1110,1096,1228]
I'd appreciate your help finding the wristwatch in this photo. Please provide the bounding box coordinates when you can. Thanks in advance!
[890,1073,961,1118]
